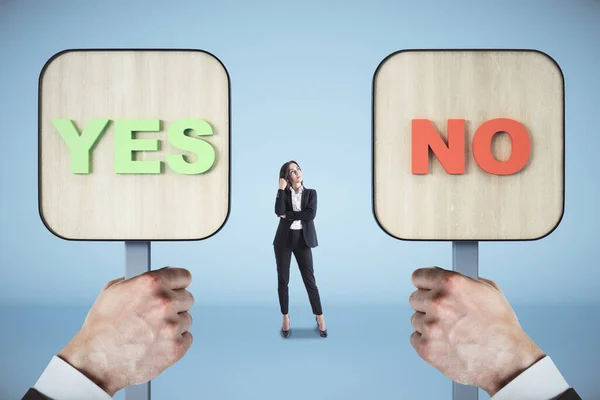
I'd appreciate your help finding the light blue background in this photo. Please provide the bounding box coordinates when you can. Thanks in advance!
[0,0,599,399]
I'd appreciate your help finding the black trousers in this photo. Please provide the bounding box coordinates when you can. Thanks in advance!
[274,229,323,315]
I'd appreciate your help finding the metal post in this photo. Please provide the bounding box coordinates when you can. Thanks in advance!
[452,241,479,400]
[125,241,152,400]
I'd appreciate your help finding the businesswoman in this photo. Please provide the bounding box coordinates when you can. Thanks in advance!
[273,160,327,338]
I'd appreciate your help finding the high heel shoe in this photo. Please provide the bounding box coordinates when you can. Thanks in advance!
[315,316,327,338]
[281,317,290,338]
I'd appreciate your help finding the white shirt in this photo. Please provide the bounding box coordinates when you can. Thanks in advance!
[34,356,112,399]
[491,356,571,400]
[289,185,303,230]
[34,355,571,399]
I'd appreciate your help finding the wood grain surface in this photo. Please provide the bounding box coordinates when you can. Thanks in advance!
[373,50,564,241]
[39,50,229,240]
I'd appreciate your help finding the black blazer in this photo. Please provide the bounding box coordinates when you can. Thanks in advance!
[273,187,318,248]
[21,389,49,399]
[556,388,582,399]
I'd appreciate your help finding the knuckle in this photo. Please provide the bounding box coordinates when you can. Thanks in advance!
[430,293,446,311]
[425,320,440,337]
[441,272,461,290]
[164,321,179,337]
[139,273,161,290]
[156,295,172,314]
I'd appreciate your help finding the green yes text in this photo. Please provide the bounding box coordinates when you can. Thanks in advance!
[52,119,216,174]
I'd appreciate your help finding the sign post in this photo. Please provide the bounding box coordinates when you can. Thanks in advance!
[451,241,478,399]
[39,49,231,400]
[124,241,152,399]
[372,49,564,400]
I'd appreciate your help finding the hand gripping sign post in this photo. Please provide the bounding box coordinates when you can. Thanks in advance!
[372,50,564,400]
[39,49,230,400]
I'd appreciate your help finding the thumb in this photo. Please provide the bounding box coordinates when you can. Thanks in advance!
[478,276,502,292]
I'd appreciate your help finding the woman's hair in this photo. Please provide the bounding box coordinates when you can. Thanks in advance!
[279,160,303,189]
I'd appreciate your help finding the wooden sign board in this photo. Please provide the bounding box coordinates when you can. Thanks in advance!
[373,50,564,241]
[39,49,230,241]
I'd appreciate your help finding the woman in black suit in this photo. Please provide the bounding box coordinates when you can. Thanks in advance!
[273,160,327,338]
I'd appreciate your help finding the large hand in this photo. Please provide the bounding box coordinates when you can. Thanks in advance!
[279,178,287,190]
[58,267,194,396]
[408,267,545,396]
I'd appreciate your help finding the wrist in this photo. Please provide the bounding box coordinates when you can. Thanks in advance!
[482,337,545,397]
[58,333,122,396]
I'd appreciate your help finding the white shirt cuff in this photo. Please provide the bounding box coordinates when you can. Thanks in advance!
[492,356,571,400]
[34,356,113,400]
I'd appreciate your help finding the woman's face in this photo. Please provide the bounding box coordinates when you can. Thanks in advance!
[287,163,303,185]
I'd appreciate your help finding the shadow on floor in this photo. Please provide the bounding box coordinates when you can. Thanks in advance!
[280,326,324,339]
